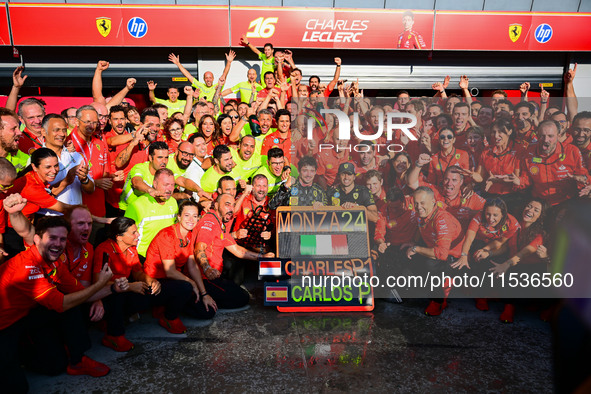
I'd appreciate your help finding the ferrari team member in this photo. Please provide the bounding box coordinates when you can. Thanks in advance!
[124,168,178,257]
[195,193,274,309]
[403,186,463,316]
[396,10,427,49]
[144,200,218,320]
[328,162,379,223]
[289,155,327,207]
[517,120,590,207]
[0,214,113,393]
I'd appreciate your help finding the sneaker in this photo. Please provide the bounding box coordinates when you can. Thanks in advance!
[425,300,448,316]
[152,306,166,320]
[67,356,110,377]
[475,298,489,311]
[159,317,187,334]
[102,334,134,352]
[500,304,515,323]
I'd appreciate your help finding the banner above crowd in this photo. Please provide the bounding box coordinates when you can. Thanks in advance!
[4,4,591,52]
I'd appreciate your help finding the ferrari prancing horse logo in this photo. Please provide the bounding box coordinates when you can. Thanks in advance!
[96,17,111,38]
[509,24,522,43]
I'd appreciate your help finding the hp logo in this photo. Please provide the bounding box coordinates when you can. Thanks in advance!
[127,17,148,38]
[534,24,552,44]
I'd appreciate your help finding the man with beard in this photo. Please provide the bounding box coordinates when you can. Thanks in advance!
[0,108,28,174]
[125,168,178,257]
[222,68,263,104]
[166,142,209,200]
[572,111,591,169]
[307,58,341,98]
[17,98,46,155]
[0,211,113,393]
[183,133,209,202]
[200,145,237,194]
[227,175,274,284]
[328,162,378,223]
[289,155,326,207]
[551,111,572,145]
[41,114,94,210]
[119,141,169,211]
[408,157,486,229]
[516,120,590,208]
[114,108,162,174]
[67,106,113,219]
[231,135,263,182]
[195,193,274,306]
[250,109,275,152]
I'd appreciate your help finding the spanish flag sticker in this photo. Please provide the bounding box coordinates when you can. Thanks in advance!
[266,286,288,302]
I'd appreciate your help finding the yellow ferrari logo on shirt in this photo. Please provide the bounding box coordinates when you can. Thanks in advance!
[509,24,522,43]
[96,18,112,38]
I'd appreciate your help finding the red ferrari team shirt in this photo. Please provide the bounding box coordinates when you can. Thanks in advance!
[65,242,94,283]
[195,212,236,272]
[468,213,520,243]
[144,223,198,279]
[0,245,85,330]
[479,142,524,195]
[260,130,292,162]
[427,148,470,186]
[396,30,427,49]
[18,128,44,156]
[374,206,417,246]
[417,207,463,260]
[518,143,590,206]
[67,128,110,217]
[93,239,143,280]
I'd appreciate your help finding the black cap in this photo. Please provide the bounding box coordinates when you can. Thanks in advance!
[338,162,355,175]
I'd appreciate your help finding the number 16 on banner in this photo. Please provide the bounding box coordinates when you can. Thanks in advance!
[246,17,278,38]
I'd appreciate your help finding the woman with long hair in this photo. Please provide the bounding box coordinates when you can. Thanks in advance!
[94,217,191,352]
[489,199,549,323]
[198,114,219,156]
[143,201,218,320]
[452,198,520,311]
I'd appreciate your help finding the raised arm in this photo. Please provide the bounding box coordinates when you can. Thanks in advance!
[147,80,158,104]
[326,57,342,93]
[459,75,473,106]
[169,53,196,82]
[219,50,236,81]
[6,66,27,112]
[4,193,34,246]
[182,86,194,124]
[240,35,262,56]
[432,75,450,99]
[107,78,136,110]
[92,61,110,105]
[519,82,530,102]
[564,63,578,122]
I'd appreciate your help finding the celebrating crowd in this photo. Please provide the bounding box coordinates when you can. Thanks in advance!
[0,36,589,392]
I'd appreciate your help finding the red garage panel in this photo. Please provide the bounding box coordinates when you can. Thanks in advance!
[434,11,591,52]
[0,3,10,46]
[8,4,229,47]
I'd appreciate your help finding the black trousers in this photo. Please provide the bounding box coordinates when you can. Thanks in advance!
[203,277,249,310]
[0,306,91,394]
[103,279,193,336]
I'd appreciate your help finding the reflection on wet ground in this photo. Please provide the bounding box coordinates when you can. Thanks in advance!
[27,288,553,393]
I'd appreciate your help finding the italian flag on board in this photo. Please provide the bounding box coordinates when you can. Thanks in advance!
[300,234,349,256]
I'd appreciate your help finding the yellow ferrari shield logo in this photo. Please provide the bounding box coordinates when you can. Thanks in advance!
[509,24,522,43]
[96,17,111,38]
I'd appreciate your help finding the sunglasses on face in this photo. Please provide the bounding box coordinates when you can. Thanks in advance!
[440,134,454,140]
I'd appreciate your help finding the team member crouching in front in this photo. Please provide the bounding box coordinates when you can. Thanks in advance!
[451,198,520,312]
[195,193,275,309]
[403,186,463,316]
[94,217,192,352]
[0,211,113,393]
[144,200,218,320]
